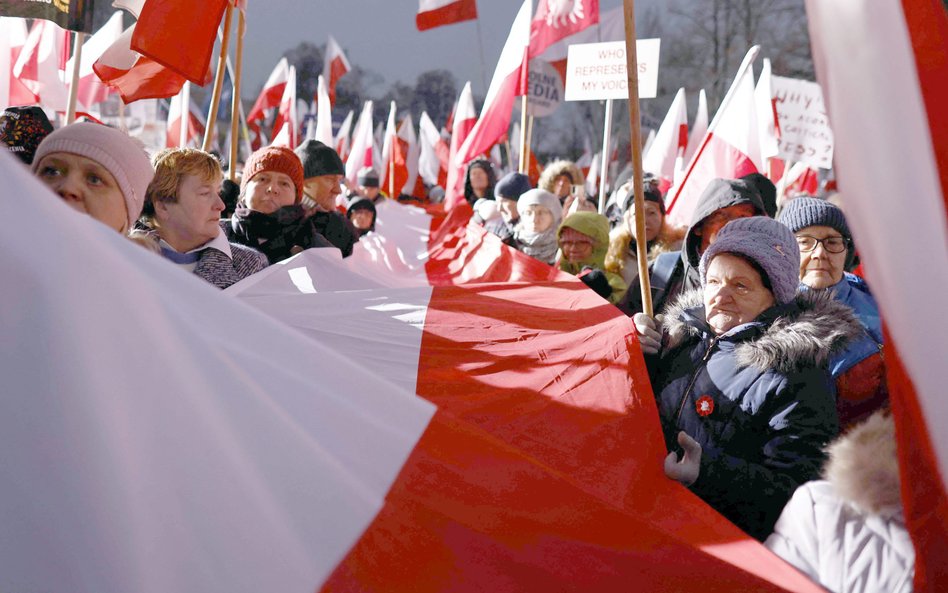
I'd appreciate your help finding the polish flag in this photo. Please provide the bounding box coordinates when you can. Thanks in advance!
[0,17,38,107]
[12,20,70,112]
[780,162,819,198]
[166,85,206,148]
[666,46,763,226]
[416,0,477,31]
[247,57,289,125]
[398,114,423,198]
[443,81,477,209]
[314,75,334,147]
[805,1,948,590]
[130,0,226,85]
[344,100,375,182]
[334,109,354,161]
[270,66,298,148]
[92,24,187,104]
[322,36,350,105]
[538,5,623,83]
[585,151,600,198]
[641,87,688,194]
[453,0,531,194]
[683,88,708,164]
[64,11,124,109]
[755,58,781,161]
[379,101,403,197]
[418,111,450,188]
[0,153,833,593]
[528,0,599,59]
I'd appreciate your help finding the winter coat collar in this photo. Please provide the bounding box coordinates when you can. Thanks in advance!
[663,287,864,374]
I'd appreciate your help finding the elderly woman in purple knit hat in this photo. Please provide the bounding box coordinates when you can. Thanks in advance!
[632,216,862,540]
[32,122,154,234]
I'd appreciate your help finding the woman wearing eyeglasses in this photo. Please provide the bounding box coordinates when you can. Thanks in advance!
[778,197,887,430]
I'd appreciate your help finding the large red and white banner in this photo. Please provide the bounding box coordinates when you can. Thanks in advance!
[805,1,948,590]
[416,0,477,31]
[1,149,830,592]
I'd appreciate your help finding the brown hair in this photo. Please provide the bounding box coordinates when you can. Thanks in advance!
[145,148,222,207]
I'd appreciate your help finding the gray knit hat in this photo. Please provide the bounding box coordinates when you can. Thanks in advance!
[699,216,801,305]
[32,122,154,228]
[294,139,345,179]
[518,188,563,225]
[777,196,850,239]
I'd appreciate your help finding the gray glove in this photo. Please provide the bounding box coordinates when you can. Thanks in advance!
[664,431,702,486]
[633,312,664,355]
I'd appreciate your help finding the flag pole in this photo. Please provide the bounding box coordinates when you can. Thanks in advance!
[229,8,245,181]
[203,3,234,152]
[389,151,396,198]
[598,99,613,214]
[518,96,529,173]
[620,0,654,317]
[179,81,191,148]
[65,32,85,125]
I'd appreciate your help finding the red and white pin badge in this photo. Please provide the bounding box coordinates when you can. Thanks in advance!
[696,395,714,417]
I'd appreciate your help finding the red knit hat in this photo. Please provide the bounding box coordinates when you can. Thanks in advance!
[240,145,304,203]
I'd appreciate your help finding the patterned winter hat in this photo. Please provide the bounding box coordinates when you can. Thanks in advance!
[0,106,54,165]
[699,216,801,305]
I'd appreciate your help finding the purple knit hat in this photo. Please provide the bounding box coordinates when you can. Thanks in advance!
[32,122,154,228]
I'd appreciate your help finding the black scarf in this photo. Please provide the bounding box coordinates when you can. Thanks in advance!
[230,205,330,264]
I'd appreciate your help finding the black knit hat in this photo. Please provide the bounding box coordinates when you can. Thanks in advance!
[622,182,665,215]
[494,172,532,201]
[294,139,345,179]
[740,172,778,218]
[357,166,379,188]
[777,196,851,239]
[0,106,54,165]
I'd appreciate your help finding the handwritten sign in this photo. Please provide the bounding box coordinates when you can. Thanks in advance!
[771,75,834,169]
[564,39,660,101]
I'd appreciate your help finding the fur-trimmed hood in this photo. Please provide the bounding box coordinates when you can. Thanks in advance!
[662,287,864,374]
[538,159,585,195]
[824,411,901,516]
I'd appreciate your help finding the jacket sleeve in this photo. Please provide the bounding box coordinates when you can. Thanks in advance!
[690,367,840,540]
[764,482,824,583]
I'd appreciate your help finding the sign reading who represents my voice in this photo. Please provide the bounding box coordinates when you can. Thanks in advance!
[564,39,661,101]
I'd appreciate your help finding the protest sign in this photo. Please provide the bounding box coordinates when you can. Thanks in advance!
[564,39,660,101]
[771,75,834,169]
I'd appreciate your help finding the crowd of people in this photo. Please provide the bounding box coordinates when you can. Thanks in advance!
[1,103,906,592]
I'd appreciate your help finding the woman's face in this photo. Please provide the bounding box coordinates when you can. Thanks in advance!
[349,208,374,230]
[796,225,847,289]
[553,174,572,199]
[703,253,776,335]
[35,152,129,232]
[520,204,553,233]
[560,231,595,263]
[243,170,297,214]
[626,201,663,242]
[468,167,489,194]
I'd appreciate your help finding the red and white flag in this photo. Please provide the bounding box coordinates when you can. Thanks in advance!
[666,46,763,226]
[379,101,403,197]
[0,151,832,593]
[247,57,289,125]
[130,0,225,85]
[443,80,477,209]
[538,5,622,83]
[683,88,709,164]
[322,35,350,105]
[755,58,781,161]
[92,23,187,104]
[334,109,354,161]
[12,19,70,112]
[416,0,477,31]
[270,65,297,148]
[528,0,599,59]
[344,100,375,182]
[64,11,124,109]
[805,1,948,591]
[0,17,38,108]
[166,83,205,148]
[642,87,688,194]
[398,114,423,198]
[452,0,531,205]
[418,111,450,188]
[313,74,334,147]
[779,162,819,198]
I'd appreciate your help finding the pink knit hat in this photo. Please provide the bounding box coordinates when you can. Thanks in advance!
[32,122,154,228]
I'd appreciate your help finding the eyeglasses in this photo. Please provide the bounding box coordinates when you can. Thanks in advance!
[796,235,849,253]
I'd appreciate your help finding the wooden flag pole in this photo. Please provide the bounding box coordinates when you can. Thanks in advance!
[229,8,245,181]
[598,98,614,214]
[203,3,234,152]
[518,96,529,173]
[389,151,396,198]
[65,32,86,125]
[621,0,654,317]
[179,82,191,148]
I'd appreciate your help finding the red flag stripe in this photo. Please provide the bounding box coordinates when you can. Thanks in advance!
[416,0,477,31]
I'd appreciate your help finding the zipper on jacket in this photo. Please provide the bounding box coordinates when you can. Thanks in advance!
[675,336,720,425]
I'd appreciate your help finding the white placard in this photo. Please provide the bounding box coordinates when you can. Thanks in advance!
[526,59,564,118]
[771,75,834,169]
[564,39,660,101]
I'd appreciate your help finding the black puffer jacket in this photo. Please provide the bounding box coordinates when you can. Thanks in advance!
[649,288,862,540]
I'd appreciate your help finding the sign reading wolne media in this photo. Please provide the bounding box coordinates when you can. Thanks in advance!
[0,0,95,33]
[564,39,661,101]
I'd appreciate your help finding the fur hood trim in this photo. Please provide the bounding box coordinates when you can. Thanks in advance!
[824,411,901,515]
[538,160,585,194]
[663,287,864,374]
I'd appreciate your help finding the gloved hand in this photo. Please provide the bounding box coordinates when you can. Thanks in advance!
[578,267,612,300]
[632,312,664,355]
[664,431,702,486]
